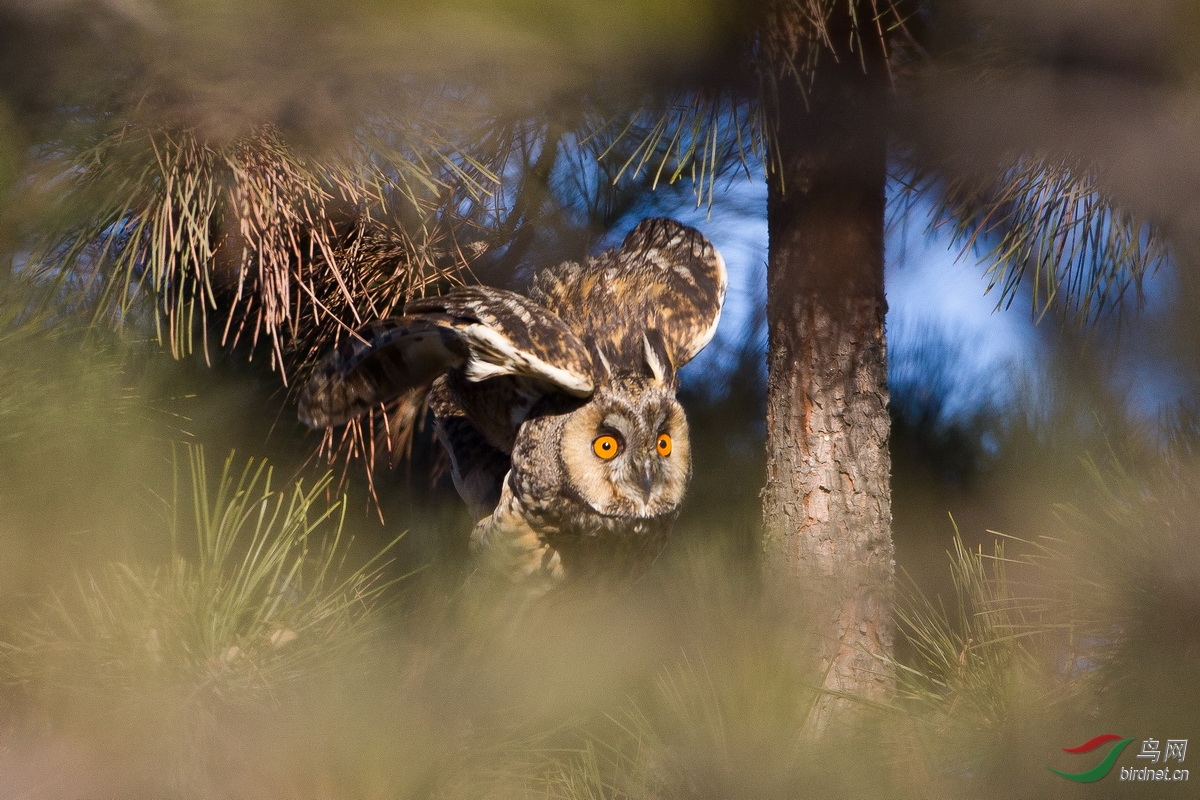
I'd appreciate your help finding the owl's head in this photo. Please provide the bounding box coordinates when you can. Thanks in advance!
[550,373,691,523]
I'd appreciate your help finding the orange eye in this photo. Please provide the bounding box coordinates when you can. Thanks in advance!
[593,434,620,460]
[656,433,673,457]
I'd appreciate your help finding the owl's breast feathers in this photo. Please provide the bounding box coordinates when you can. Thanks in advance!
[472,477,671,585]
[479,471,674,585]
[530,218,727,379]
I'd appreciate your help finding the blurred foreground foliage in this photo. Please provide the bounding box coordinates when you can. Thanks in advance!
[1,285,1197,798]
[4,447,400,705]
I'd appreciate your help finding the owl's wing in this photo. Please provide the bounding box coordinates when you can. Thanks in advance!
[298,287,594,429]
[531,218,727,377]
[616,217,727,368]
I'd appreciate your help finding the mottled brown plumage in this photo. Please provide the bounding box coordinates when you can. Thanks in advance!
[298,218,726,586]
[531,218,726,377]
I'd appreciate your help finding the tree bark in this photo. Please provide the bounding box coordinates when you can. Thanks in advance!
[763,6,894,719]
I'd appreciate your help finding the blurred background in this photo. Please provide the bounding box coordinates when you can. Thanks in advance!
[1,0,1198,796]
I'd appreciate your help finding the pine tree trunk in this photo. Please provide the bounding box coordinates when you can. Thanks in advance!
[762,6,894,719]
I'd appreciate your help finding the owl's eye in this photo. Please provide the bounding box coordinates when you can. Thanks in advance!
[593,434,620,460]
[656,433,673,457]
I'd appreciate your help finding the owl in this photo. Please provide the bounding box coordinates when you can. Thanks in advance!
[298,218,726,587]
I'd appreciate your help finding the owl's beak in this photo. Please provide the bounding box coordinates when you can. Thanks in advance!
[640,460,655,500]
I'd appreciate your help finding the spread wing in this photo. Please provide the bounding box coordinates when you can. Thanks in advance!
[530,217,727,377]
[298,287,595,429]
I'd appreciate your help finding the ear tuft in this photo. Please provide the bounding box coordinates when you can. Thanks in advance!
[642,330,675,387]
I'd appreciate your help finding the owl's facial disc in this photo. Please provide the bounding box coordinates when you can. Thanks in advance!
[560,378,691,521]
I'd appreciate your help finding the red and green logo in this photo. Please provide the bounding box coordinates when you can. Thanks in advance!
[1047,734,1135,783]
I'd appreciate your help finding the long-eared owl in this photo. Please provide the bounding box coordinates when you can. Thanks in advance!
[299,218,726,587]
